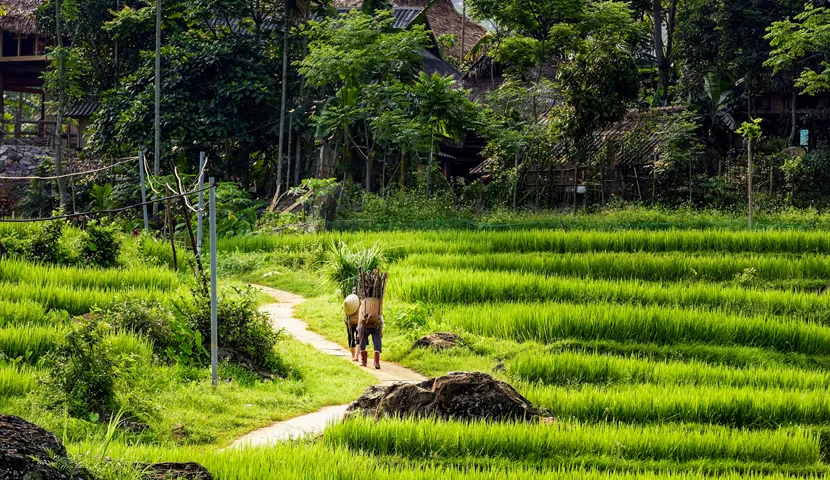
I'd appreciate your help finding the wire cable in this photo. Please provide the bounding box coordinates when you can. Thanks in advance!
[0,156,138,181]
[0,184,214,223]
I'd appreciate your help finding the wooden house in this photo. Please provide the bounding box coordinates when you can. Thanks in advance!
[0,0,56,141]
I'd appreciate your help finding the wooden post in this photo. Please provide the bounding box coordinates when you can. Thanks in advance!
[0,72,5,138]
[633,166,642,201]
[165,196,178,271]
[748,136,754,229]
[15,92,22,138]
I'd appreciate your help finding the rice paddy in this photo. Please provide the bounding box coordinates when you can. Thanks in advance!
[8,219,830,478]
[241,224,830,478]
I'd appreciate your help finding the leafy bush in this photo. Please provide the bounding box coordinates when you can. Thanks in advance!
[215,183,261,237]
[42,318,117,417]
[81,221,121,268]
[167,315,208,367]
[178,286,283,373]
[322,241,386,297]
[28,221,68,264]
[106,299,174,355]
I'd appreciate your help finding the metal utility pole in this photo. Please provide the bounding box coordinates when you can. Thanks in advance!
[209,177,218,387]
[153,0,162,216]
[138,150,149,232]
[54,0,67,210]
[197,151,206,255]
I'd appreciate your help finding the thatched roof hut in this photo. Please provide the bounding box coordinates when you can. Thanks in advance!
[0,0,44,35]
[333,0,487,60]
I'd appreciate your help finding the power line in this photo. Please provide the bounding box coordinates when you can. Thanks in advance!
[0,184,213,223]
[0,157,138,181]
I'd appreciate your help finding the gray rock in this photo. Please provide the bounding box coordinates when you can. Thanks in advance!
[413,332,460,351]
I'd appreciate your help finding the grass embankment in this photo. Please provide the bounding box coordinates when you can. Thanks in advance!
[0,231,374,451]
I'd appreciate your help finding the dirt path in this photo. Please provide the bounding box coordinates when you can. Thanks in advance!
[231,285,425,448]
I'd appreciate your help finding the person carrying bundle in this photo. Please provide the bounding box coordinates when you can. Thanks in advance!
[357,269,388,369]
[343,290,361,362]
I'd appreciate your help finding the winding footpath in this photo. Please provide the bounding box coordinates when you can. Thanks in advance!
[230,285,426,448]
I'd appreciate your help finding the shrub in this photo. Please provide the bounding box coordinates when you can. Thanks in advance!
[106,299,174,355]
[178,286,283,373]
[28,221,66,264]
[81,221,121,268]
[42,318,117,417]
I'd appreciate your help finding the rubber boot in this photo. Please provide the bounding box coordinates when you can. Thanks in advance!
[374,351,381,370]
[360,350,368,367]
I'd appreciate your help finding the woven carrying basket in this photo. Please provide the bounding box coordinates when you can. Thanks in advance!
[360,297,383,329]
[346,313,359,326]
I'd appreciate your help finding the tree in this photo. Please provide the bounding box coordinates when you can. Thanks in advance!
[408,72,479,203]
[298,10,430,183]
[737,118,762,229]
[766,5,830,96]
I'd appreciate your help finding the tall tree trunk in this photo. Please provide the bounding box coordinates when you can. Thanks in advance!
[460,0,466,60]
[426,129,434,205]
[789,86,798,147]
[54,0,68,210]
[294,130,302,187]
[286,112,293,191]
[653,0,670,93]
[748,136,754,229]
[153,0,162,217]
[399,151,406,191]
[364,152,373,192]
[269,6,290,211]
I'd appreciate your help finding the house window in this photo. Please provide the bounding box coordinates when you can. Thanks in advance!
[2,32,16,57]
[19,35,34,56]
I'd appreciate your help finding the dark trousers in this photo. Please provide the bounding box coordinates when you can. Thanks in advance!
[346,324,359,348]
[359,327,382,352]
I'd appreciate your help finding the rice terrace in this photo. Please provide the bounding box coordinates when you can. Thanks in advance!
[4,213,830,479]
[6,0,830,478]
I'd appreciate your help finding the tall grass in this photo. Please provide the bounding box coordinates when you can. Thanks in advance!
[0,299,47,326]
[217,229,830,256]
[404,252,830,283]
[79,442,827,480]
[524,383,830,428]
[0,282,173,315]
[0,325,59,360]
[325,416,819,466]
[510,351,830,390]
[0,258,179,291]
[441,302,830,355]
[0,363,36,397]
[398,268,830,321]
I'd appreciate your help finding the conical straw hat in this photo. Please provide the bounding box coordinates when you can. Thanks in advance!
[343,294,360,316]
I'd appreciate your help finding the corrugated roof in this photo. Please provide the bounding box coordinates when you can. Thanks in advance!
[421,48,460,80]
[311,7,424,29]
[333,0,487,61]
[65,99,98,118]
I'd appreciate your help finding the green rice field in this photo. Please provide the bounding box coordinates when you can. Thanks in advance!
[234,225,830,478]
[8,219,830,478]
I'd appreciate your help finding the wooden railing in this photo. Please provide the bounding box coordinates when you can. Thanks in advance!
[0,120,83,149]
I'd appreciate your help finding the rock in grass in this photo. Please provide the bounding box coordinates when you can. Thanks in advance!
[137,462,213,480]
[346,372,539,422]
[343,385,388,420]
[0,414,89,480]
[412,333,460,351]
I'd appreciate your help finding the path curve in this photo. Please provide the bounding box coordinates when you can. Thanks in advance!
[231,285,425,448]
